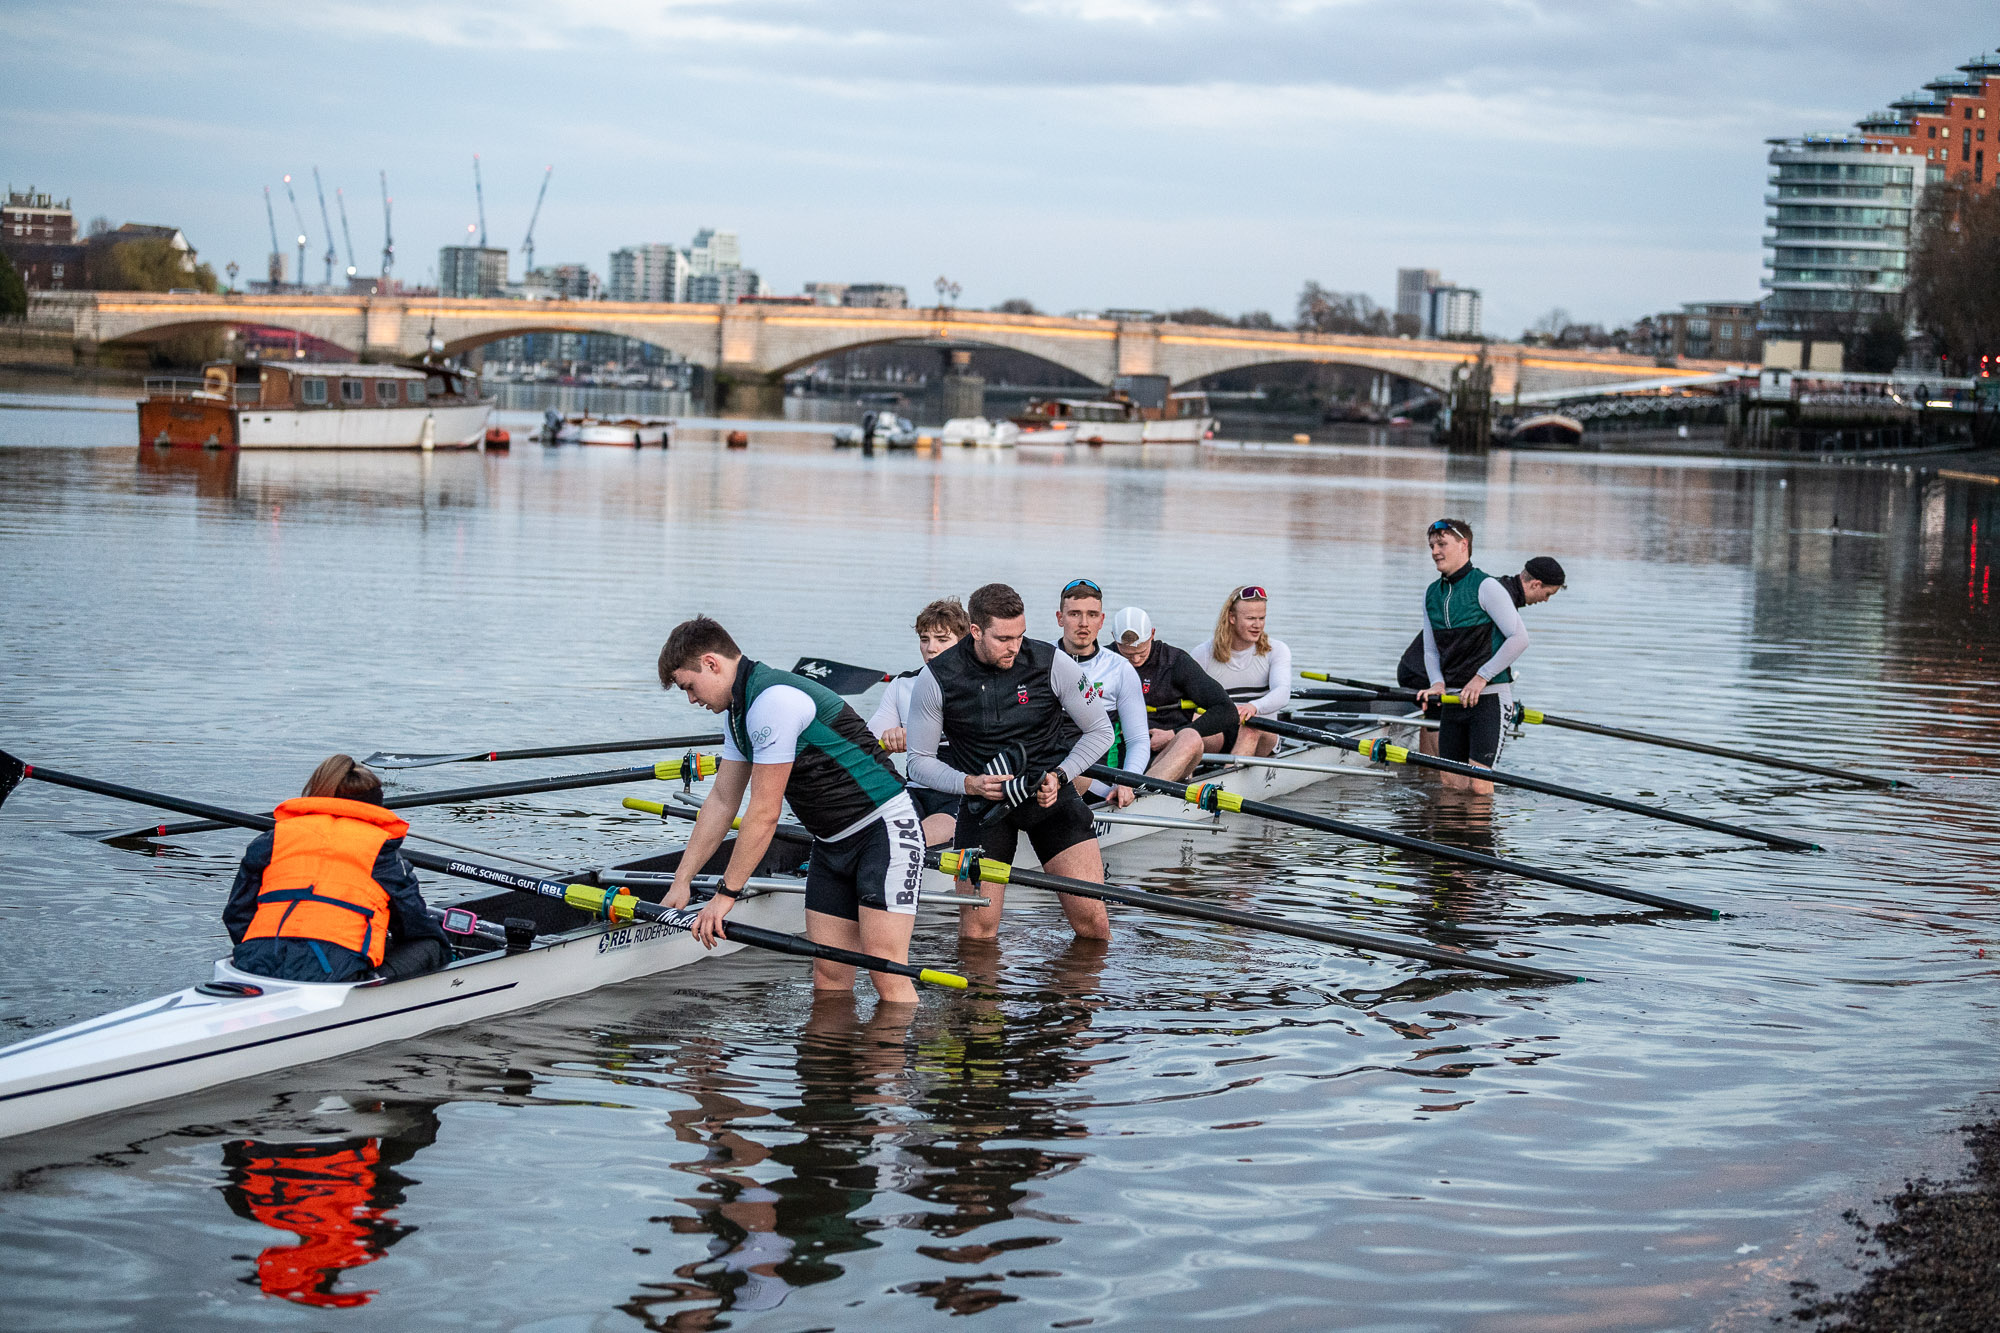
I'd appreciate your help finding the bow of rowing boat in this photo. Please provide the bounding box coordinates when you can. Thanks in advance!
[0,884,806,1143]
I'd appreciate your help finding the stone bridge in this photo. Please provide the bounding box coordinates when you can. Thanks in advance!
[37,291,1730,411]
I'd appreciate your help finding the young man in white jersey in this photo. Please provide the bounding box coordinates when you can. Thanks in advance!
[1052,578,1150,808]
[870,597,969,846]
[1194,585,1291,757]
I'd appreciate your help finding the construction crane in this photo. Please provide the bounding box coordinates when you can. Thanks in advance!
[472,153,487,248]
[335,186,357,279]
[311,167,337,288]
[520,165,552,275]
[262,186,283,286]
[379,170,394,283]
[281,174,309,292]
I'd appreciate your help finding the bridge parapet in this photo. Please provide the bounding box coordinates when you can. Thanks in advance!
[42,292,1729,394]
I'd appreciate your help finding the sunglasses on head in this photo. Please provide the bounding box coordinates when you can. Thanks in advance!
[1062,578,1102,598]
[1234,585,1267,601]
[1428,520,1469,538]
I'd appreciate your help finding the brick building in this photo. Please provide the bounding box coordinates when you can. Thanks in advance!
[1855,50,2000,186]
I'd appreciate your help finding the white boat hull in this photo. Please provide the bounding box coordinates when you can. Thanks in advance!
[0,891,804,1141]
[233,401,491,449]
[563,420,671,446]
[1072,421,1147,445]
[1143,416,1217,443]
[1014,424,1077,446]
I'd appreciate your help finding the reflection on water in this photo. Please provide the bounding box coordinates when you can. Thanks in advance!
[219,1104,440,1309]
[2,421,1999,1328]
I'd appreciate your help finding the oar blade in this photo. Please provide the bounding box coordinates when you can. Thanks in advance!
[0,749,25,808]
[790,657,892,695]
[362,750,490,769]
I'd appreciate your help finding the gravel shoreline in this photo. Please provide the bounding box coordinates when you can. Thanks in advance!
[1788,1120,2000,1329]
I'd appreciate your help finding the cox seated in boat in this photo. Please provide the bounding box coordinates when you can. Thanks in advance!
[223,756,449,984]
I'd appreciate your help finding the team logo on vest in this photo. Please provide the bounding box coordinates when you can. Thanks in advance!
[1016,686,1030,705]
[1076,678,1106,704]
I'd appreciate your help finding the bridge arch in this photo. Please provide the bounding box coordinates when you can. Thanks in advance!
[98,314,360,359]
[435,319,716,365]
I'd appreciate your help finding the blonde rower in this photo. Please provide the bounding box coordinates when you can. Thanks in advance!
[1194,585,1291,757]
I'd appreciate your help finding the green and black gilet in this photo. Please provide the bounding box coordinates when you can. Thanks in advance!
[727,659,906,840]
[1425,565,1513,690]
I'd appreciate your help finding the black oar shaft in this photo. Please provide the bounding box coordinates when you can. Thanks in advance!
[1307,674,1893,789]
[929,852,1580,985]
[365,732,722,769]
[1249,717,1820,852]
[3,754,961,988]
[1521,710,1895,788]
[1087,764,1716,918]
[111,759,707,840]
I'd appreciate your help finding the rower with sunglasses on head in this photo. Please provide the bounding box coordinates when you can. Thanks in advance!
[1416,518,1531,795]
[1194,585,1290,758]
[1053,578,1150,809]
[1107,605,1240,782]
[1396,554,1564,754]
[903,582,1115,943]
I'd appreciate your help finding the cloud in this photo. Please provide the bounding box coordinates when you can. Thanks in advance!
[4,0,1994,331]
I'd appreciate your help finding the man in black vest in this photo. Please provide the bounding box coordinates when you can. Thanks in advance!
[905,582,1115,942]
[1395,555,1564,757]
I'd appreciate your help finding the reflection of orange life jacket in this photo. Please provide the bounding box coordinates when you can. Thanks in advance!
[243,798,409,968]
[238,1140,389,1308]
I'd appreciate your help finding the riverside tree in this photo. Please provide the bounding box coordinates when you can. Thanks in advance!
[1908,180,2000,375]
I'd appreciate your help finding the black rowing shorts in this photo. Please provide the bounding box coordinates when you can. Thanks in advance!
[953,781,1096,866]
[1437,693,1505,768]
[909,786,962,822]
[804,795,925,921]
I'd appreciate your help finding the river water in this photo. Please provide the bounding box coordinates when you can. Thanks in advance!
[1,398,1997,1330]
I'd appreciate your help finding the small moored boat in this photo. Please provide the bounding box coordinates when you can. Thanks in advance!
[138,360,492,450]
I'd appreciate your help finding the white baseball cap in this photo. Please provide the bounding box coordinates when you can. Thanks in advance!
[1110,607,1154,645]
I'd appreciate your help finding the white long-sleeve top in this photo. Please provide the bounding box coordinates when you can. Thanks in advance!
[1421,577,1530,686]
[1192,637,1293,716]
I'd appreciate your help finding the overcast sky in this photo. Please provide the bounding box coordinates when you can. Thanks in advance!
[6,1,1993,335]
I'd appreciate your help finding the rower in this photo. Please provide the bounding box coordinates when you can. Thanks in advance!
[661,617,927,1004]
[1194,584,1290,757]
[224,756,449,984]
[1107,606,1239,782]
[1053,578,1151,809]
[903,582,1115,942]
[869,596,970,845]
[1395,555,1563,755]
[1415,518,1531,795]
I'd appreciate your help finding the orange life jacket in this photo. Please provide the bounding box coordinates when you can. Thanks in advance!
[243,797,409,967]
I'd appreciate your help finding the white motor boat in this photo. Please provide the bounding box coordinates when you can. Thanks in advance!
[939,417,1020,448]
[553,415,673,446]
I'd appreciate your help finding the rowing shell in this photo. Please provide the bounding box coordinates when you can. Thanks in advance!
[920,699,1424,896]
[0,839,806,1143]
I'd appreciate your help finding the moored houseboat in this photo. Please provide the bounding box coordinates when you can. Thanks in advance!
[1012,380,1217,445]
[138,361,492,449]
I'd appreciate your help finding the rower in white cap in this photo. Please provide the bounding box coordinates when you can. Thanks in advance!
[1107,606,1241,783]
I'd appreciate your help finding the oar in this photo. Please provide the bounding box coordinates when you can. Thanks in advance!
[1302,673,1894,788]
[362,732,722,770]
[790,657,894,695]
[1250,716,1821,852]
[94,755,722,841]
[928,850,1582,985]
[1086,764,1717,918]
[0,750,965,990]
[1511,706,1896,789]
